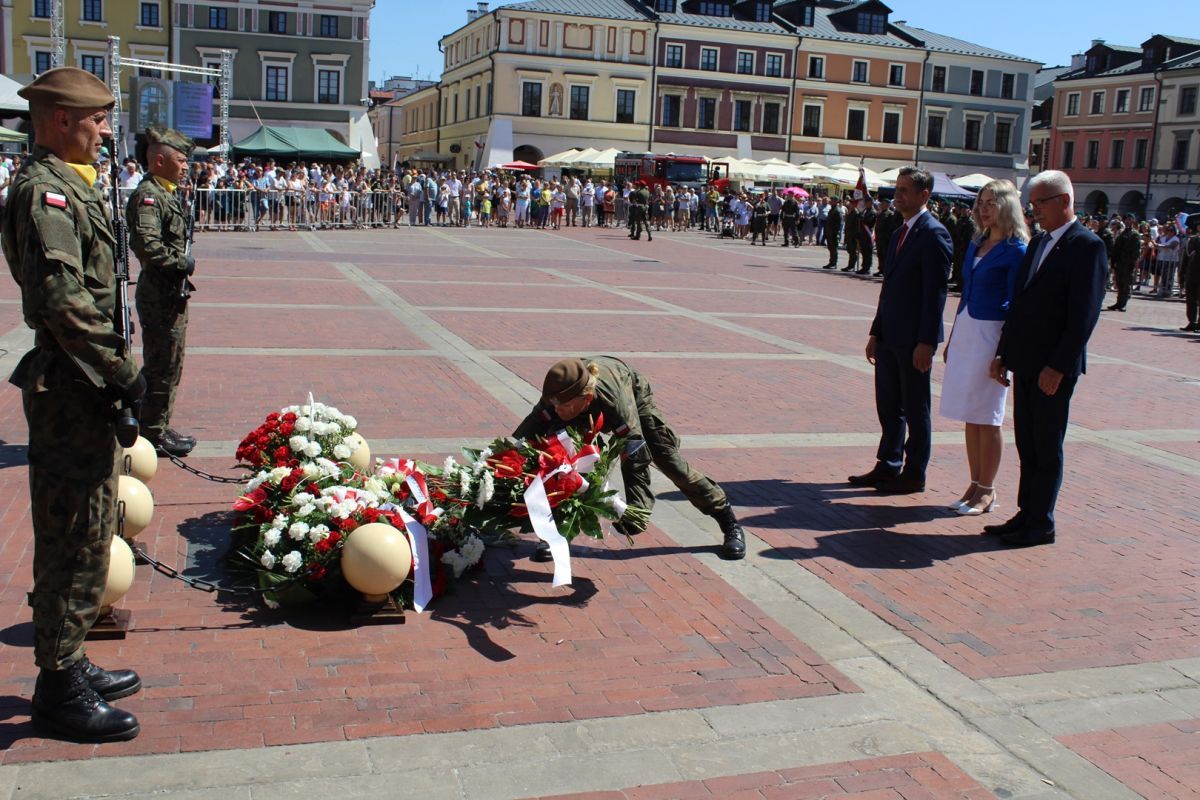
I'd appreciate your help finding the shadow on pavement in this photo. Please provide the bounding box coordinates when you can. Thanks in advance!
[0,441,28,470]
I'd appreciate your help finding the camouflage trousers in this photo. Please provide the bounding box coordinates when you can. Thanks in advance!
[23,385,120,670]
[138,301,188,441]
[625,373,728,515]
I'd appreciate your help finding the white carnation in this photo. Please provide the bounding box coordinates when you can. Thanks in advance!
[443,455,457,474]
[289,436,308,452]
[364,477,386,496]
[264,529,281,546]
[281,551,303,573]
[271,515,288,530]
[309,524,330,543]
[333,444,351,460]
[292,492,313,505]
[288,521,310,541]
[476,470,494,509]
[304,441,322,458]
[295,503,315,518]
[260,551,276,569]
[343,415,357,430]
[459,468,471,497]
[472,447,492,476]
[316,458,340,478]
[247,471,269,491]
[294,417,312,433]
[281,405,300,415]
[269,467,291,484]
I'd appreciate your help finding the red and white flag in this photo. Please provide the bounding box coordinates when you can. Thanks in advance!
[853,166,870,211]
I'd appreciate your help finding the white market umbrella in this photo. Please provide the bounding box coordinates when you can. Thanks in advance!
[573,147,623,168]
[755,158,817,183]
[953,172,996,190]
[540,147,598,167]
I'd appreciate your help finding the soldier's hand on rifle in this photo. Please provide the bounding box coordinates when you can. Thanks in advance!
[183,254,196,276]
[119,373,147,407]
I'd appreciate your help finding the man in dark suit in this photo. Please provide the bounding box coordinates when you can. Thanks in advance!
[986,170,1106,547]
[849,167,953,494]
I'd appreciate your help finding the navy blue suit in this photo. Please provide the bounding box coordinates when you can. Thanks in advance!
[868,210,953,479]
[997,219,1106,534]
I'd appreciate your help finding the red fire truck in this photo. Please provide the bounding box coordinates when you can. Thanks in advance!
[614,152,722,190]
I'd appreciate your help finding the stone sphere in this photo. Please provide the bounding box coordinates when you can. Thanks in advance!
[101,535,136,608]
[341,522,412,599]
[121,436,158,483]
[117,475,154,539]
[347,433,371,471]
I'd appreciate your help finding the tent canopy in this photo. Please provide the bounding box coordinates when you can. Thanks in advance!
[232,125,360,161]
[953,172,996,190]
[0,127,27,143]
[0,74,29,115]
[572,147,623,168]
[931,171,976,198]
[540,147,598,167]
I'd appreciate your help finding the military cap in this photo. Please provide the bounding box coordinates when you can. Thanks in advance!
[543,358,588,404]
[18,66,115,109]
[146,126,195,157]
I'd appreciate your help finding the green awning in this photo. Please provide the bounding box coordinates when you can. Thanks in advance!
[0,127,27,143]
[232,125,360,161]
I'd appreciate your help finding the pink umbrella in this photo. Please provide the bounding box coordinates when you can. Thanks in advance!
[781,186,809,198]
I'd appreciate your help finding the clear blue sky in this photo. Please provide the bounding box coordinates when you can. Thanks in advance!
[369,1,1200,84]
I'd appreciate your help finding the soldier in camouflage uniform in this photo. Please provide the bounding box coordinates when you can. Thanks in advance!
[2,68,144,743]
[1107,217,1141,313]
[127,126,196,458]
[628,182,653,242]
[515,357,746,561]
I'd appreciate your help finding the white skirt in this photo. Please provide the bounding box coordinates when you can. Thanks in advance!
[939,308,1008,426]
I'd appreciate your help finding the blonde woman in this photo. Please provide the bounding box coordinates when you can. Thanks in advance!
[940,180,1029,515]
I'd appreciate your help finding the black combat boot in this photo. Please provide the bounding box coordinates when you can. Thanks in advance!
[79,656,142,701]
[532,541,553,562]
[166,428,197,448]
[711,505,746,560]
[150,429,194,458]
[32,660,140,743]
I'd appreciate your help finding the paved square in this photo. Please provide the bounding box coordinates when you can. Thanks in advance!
[2,222,1199,798]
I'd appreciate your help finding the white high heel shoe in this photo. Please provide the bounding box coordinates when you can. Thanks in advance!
[957,486,997,516]
[948,483,978,511]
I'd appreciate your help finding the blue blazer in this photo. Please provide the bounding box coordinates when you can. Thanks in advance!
[956,237,1027,321]
[870,210,953,349]
[997,220,1107,377]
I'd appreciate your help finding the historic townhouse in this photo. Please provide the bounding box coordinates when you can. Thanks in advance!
[4,0,170,137]
[439,0,657,170]
[1050,36,1200,217]
[1148,45,1200,220]
[430,0,1036,178]
[172,1,377,163]
[387,84,442,168]
[649,1,795,159]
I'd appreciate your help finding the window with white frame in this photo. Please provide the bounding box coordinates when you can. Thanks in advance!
[736,51,754,75]
[698,96,717,129]
[1065,92,1080,116]
[522,82,542,116]
[882,110,901,143]
[765,53,783,78]
[33,0,50,18]
[80,54,104,80]
[664,44,683,68]
[846,107,866,140]
[82,0,102,22]
[139,2,160,27]
[317,70,340,104]
[808,56,824,79]
[888,64,904,87]
[319,15,338,37]
[802,103,822,137]
[995,119,1012,153]
[616,88,636,123]
[570,85,589,120]
[34,50,52,73]
[209,7,228,29]
[700,47,718,71]
[733,99,752,131]
[852,61,868,83]
[925,113,945,148]
[265,65,289,101]
[268,11,287,34]
[1138,86,1155,111]
[1090,90,1104,115]
[661,93,681,126]
[1115,88,1130,113]
[964,116,982,150]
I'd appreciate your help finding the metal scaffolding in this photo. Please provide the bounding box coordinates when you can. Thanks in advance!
[106,37,232,157]
[50,0,65,68]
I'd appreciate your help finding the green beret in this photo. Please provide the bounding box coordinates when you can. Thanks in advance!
[18,66,115,109]
[146,126,195,157]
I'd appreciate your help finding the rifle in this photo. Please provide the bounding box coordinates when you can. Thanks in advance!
[107,135,140,449]
[180,182,195,302]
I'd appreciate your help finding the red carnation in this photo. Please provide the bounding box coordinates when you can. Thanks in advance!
[490,450,526,479]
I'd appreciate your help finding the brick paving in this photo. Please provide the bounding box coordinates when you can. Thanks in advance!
[525,752,996,799]
[1060,720,1200,799]
[1,222,1199,797]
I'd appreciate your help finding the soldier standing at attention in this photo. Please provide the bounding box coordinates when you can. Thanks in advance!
[629,181,653,242]
[2,68,144,742]
[515,357,747,561]
[824,197,842,269]
[842,200,860,272]
[1107,216,1141,313]
[127,127,197,458]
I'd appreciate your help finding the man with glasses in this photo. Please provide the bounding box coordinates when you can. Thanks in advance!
[986,171,1105,547]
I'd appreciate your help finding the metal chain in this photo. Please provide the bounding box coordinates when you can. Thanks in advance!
[131,543,309,598]
[164,454,246,484]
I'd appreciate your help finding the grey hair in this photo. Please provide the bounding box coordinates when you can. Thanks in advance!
[973,179,1030,244]
[1027,169,1074,205]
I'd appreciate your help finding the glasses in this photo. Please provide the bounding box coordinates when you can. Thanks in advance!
[1029,193,1067,208]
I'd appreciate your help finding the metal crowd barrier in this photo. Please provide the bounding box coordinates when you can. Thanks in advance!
[113,186,411,232]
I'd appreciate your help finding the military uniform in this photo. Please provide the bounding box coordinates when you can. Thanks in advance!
[825,202,842,268]
[874,206,901,273]
[127,127,195,455]
[1183,230,1200,330]
[842,205,860,271]
[1109,226,1141,311]
[4,67,143,743]
[853,205,876,274]
[780,197,800,247]
[629,185,652,241]
[515,356,744,559]
[749,197,769,245]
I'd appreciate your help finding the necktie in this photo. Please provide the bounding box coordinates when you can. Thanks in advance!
[1025,233,1052,287]
[894,223,908,253]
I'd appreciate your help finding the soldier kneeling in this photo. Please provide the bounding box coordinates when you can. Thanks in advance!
[515,357,747,561]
